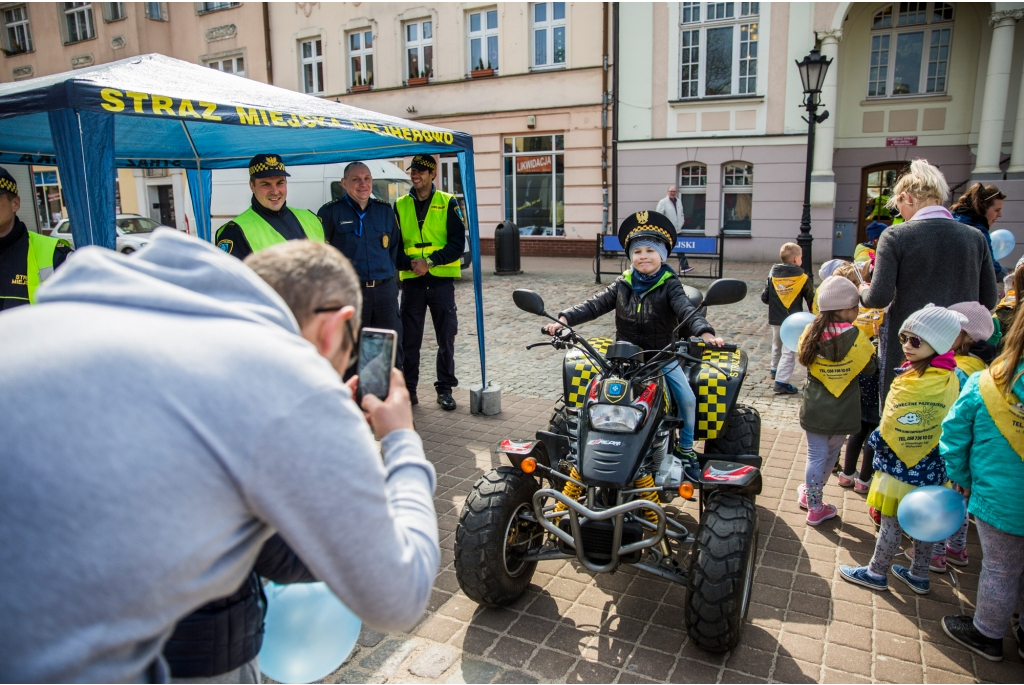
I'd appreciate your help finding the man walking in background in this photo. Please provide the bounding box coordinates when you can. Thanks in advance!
[656,185,691,274]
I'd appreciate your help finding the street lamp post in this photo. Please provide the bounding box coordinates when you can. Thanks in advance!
[795,47,833,279]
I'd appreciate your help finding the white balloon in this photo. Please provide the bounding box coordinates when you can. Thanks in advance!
[780,312,815,352]
[990,229,1015,261]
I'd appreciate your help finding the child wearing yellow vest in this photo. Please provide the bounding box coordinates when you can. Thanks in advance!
[995,258,1022,352]
[796,277,877,525]
[938,306,1024,661]
[760,242,814,394]
[840,305,968,595]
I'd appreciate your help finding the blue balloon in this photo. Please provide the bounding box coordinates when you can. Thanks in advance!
[259,582,362,684]
[897,486,968,543]
[780,311,816,352]
[990,229,1016,261]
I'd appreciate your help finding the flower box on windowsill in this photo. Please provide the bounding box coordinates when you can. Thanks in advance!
[407,76,429,87]
[350,84,372,93]
[470,68,495,79]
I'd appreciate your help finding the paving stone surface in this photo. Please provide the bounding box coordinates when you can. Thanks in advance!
[316,257,1022,683]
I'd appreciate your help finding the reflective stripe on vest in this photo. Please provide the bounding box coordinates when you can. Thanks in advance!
[228,206,325,253]
[396,190,461,280]
[26,231,60,304]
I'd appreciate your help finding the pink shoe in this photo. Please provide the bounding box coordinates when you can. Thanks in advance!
[905,547,947,573]
[838,472,856,488]
[797,484,808,510]
[806,503,837,526]
[946,546,969,567]
[854,478,870,494]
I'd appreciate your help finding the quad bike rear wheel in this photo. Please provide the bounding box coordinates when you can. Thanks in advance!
[685,492,758,652]
[455,467,541,606]
[704,404,761,456]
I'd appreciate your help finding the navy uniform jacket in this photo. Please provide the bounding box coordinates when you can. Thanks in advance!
[318,195,402,282]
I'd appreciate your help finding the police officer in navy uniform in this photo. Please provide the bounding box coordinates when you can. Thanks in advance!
[396,155,466,411]
[0,167,72,311]
[318,162,405,371]
[216,154,324,259]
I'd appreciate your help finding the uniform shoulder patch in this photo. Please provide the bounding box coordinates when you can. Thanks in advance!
[455,205,465,222]
[56,239,72,249]
[217,239,233,253]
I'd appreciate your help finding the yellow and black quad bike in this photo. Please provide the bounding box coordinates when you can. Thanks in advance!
[454,281,763,653]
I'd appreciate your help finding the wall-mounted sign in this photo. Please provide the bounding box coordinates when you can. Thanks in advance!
[516,155,552,174]
[886,136,918,147]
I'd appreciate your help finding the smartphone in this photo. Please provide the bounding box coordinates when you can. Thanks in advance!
[356,328,397,402]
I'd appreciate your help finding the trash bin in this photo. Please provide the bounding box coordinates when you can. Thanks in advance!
[494,220,523,275]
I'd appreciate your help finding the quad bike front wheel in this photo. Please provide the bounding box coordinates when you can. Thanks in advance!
[455,467,541,606]
[704,404,761,456]
[685,492,759,652]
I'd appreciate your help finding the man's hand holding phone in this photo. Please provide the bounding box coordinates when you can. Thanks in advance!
[360,368,414,437]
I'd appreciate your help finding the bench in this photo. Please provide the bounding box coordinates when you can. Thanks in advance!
[594,233,724,284]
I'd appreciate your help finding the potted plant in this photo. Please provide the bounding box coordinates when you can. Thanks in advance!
[408,66,429,87]
[351,73,372,93]
[470,58,494,78]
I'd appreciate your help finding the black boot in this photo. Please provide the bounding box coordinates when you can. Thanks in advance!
[437,392,456,411]
[942,615,1003,662]
[408,388,418,406]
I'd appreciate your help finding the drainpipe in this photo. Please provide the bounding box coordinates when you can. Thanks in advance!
[600,2,610,235]
[262,2,274,85]
[611,2,619,233]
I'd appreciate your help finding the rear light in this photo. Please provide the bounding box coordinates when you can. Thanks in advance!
[703,464,755,481]
[520,457,537,473]
[634,382,658,413]
[678,482,694,499]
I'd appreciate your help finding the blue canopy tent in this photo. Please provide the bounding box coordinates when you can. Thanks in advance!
[0,53,490,389]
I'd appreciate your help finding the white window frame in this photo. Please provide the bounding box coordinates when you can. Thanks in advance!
[677,1,759,100]
[144,2,167,21]
[531,2,567,69]
[2,4,32,54]
[101,2,125,22]
[60,2,95,45]
[347,29,374,89]
[300,38,325,95]
[721,162,753,235]
[503,134,566,237]
[467,8,499,73]
[867,2,954,99]
[404,19,433,81]
[204,53,245,78]
[195,1,238,15]
[677,163,708,234]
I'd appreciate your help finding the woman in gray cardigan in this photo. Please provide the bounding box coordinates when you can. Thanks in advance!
[859,159,998,401]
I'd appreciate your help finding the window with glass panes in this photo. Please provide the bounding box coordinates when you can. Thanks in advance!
[3,5,32,53]
[62,2,95,44]
[301,39,324,94]
[677,163,707,233]
[197,1,238,13]
[102,2,125,22]
[348,30,374,88]
[504,135,565,237]
[721,162,753,234]
[468,9,499,71]
[532,2,566,68]
[678,1,759,99]
[868,3,953,97]
[206,55,245,77]
[405,20,433,80]
[144,3,166,21]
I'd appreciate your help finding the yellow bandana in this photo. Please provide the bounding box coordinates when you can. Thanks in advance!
[772,273,808,309]
[854,307,885,338]
[978,368,1024,461]
[954,354,987,378]
[799,328,875,397]
[880,366,960,468]
[997,290,1016,311]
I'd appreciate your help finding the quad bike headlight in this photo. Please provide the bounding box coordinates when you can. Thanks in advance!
[589,404,643,433]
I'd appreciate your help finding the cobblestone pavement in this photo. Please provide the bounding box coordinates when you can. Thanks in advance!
[320,259,1023,683]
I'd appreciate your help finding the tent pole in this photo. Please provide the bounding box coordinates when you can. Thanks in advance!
[180,121,208,242]
[457,150,487,390]
[76,111,96,247]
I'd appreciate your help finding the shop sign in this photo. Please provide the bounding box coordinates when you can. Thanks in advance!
[516,155,552,174]
[886,136,918,147]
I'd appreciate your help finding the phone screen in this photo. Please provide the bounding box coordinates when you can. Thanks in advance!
[357,328,396,402]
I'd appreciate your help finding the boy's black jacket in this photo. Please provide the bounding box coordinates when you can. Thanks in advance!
[760,263,814,326]
[559,273,714,352]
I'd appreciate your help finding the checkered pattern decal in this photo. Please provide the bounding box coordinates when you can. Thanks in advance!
[695,348,742,440]
[563,337,614,407]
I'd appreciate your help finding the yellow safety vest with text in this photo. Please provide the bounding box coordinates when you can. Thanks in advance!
[26,231,60,304]
[224,205,324,253]
[396,190,461,280]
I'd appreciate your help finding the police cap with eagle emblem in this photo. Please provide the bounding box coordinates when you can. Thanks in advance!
[0,166,18,197]
[617,210,676,254]
[248,153,290,179]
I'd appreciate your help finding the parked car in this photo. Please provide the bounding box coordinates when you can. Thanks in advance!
[51,214,171,253]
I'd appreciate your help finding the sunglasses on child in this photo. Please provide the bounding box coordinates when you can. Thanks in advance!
[899,333,923,349]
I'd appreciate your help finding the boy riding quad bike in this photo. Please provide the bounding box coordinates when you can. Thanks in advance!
[454,212,763,652]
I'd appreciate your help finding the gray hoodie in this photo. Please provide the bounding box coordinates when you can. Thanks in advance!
[0,230,438,683]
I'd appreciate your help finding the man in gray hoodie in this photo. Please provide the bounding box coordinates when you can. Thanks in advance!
[0,229,439,682]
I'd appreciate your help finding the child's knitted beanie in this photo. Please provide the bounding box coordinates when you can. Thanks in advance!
[900,304,968,355]
[816,276,859,312]
[948,301,994,344]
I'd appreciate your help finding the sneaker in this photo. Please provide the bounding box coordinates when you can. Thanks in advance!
[1015,624,1024,659]
[946,546,969,567]
[676,447,701,482]
[838,472,856,488]
[680,265,694,274]
[807,503,837,526]
[854,477,871,494]
[770,369,777,379]
[942,615,1003,662]
[839,565,889,591]
[868,506,881,528]
[892,564,931,594]
[797,483,808,510]
[774,382,799,395]
[437,392,456,411]
[905,547,947,573]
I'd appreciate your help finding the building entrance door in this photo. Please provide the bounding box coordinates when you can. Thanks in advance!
[148,184,176,227]
[858,162,906,243]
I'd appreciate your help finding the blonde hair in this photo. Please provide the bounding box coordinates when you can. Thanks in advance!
[885,159,949,211]
[780,242,801,263]
[832,262,863,287]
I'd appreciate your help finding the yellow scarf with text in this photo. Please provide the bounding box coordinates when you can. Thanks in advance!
[996,290,1016,311]
[854,307,886,338]
[880,366,960,468]
[772,273,808,309]
[954,354,987,377]
[799,328,875,397]
[978,368,1024,461]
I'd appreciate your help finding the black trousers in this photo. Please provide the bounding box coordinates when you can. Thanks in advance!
[359,277,404,372]
[843,419,879,482]
[401,279,458,395]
